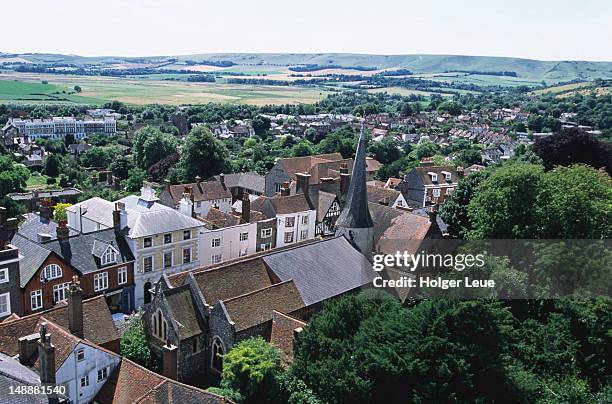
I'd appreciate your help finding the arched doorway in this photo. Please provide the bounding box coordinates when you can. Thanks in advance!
[144,282,152,304]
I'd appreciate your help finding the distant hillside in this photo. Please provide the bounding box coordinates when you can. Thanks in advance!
[2,52,612,83]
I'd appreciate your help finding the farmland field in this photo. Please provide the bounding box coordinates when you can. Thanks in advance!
[0,72,330,105]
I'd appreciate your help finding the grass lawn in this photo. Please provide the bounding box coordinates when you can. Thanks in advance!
[26,173,53,189]
[0,78,105,104]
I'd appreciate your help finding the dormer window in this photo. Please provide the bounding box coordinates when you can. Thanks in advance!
[101,247,118,266]
[441,171,452,181]
[428,172,438,182]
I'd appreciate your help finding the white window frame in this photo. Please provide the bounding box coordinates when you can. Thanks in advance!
[31,290,43,311]
[118,267,128,285]
[261,228,272,238]
[163,233,172,244]
[52,282,70,304]
[300,229,308,240]
[446,187,453,195]
[432,188,441,198]
[97,367,108,382]
[40,264,62,282]
[239,232,249,241]
[285,217,295,227]
[80,375,89,387]
[183,230,191,240]
[0,292,11,317]
[211,254,222,264]
[260,243,272,251]
[143,237,152,248]
[101,247,117,266]
[211,238,221,248]
[77,349,85,361]
[0,268,8,284]
[94,272,109,292]
[284,231,294,244]
[301,215,309,225]
[239,248,248,257]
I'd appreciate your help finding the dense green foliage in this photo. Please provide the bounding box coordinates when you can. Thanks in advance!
[120,313,154,369]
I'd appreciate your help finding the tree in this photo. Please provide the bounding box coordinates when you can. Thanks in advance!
[456,148,482,166]
[437,100,462,115]
[43,154,61,178]
[219,337,283,404]
[80,146,119,168]
[109,156,134,181]
[124,168,146,192]
[252,116,271,137]
[537,165,612,239]
[141,131,178,169]
[52,203,72,222]
[292,140,315,157]
[73,85,82,93]
[440,170,489,238]
[120,313,154,369]
[316,126,356,158]
[467,163,544,239]
[0,156,29,198]
[533,128,612,175]
[414,140,439,159]
[179,126,231,181]
[368,138,403,165]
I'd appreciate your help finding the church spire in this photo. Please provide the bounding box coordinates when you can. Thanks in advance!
[336,123,373,229]
[335,123,374,258]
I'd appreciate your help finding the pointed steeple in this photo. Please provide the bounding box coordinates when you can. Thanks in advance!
[336,123,373,229]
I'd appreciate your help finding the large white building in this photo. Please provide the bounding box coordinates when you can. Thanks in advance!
[4,117,116,141]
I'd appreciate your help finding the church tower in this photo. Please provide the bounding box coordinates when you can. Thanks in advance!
[335,124,374,260]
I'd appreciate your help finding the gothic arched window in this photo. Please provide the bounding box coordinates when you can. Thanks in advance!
[211,336,225,372]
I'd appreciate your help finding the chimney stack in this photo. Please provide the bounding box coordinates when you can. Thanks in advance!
[340,172,351,198]
[113,202,127,231]
[219,173,225,189]
[56,220,70,241]
[0,207,18,250]
[164,179,171,193]
[67,276,84,338]
[39,198,54,220]
[195,176,202,192]
[280,182,291,196]
[37,323,56,385]
[18,333,39,366]
[162,339,178,380]
[427,204,439,224]
[179,193,194,217]
[241,192,251,223]
[295,173,311,196]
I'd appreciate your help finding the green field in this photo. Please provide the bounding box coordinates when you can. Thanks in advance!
[0,73,330,105]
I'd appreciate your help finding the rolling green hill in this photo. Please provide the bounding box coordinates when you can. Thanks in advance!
[3,52,611,83]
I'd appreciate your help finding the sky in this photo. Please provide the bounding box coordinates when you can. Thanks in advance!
[2,0,611,61]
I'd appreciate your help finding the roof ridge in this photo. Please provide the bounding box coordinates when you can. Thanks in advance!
[221,279,296,304]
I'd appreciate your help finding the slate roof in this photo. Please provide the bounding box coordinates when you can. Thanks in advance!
[0,353,47,404]
[136,380,231,404]
[10,234,52,288]
[213,172,265,194]
[0,295,119,357]
[41,228,134,275]
[368,203,404,246]
[335,126,374,229]
[17,213,79,241]
[9,188,82,201]
[222,280,305,332]
[412,166,459,186]
[192,258,273,306]
[251,193,314,217]
[166,180,231,205]
[263,236,375,306]
[163,286,203,340]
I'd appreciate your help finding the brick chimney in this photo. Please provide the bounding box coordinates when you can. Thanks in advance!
[162,339,178,380]
[241,192,250,223]
[280,182,290,196]
[164,179,171,193]
[219,173,226,189]
[37,323,56,385]
[340,171,351,198]
[18,333,39,366]
[67,276,84,338]
[0,207,18,250]
[39,198,54,220]
[113,202,128,231]
[55,220,70,241]
[195,176,202,192]
[179,193,195,217]
[427,204,439,223]
[295,173,311,195]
